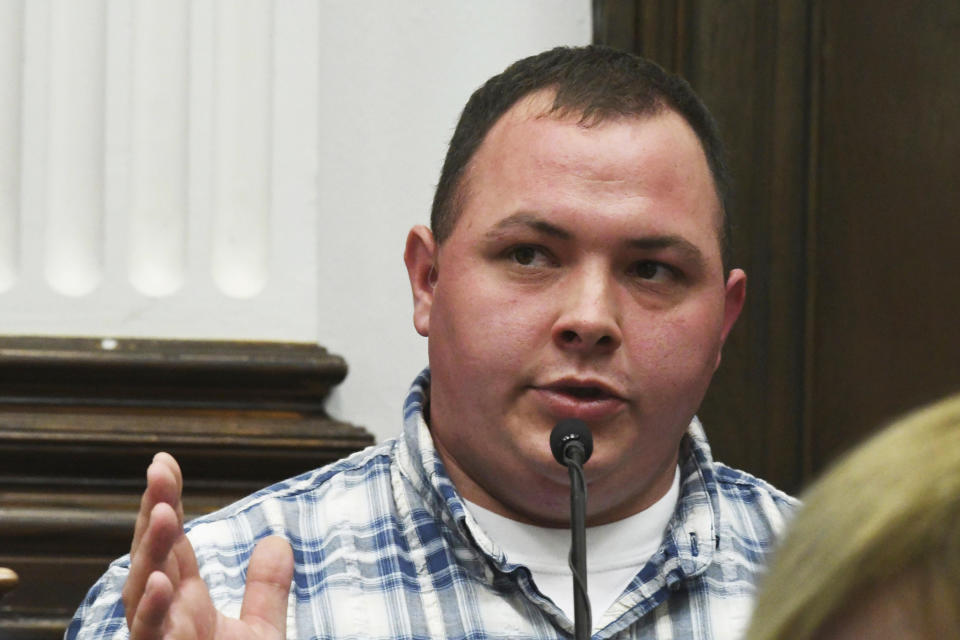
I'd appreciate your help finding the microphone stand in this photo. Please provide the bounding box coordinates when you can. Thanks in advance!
[563,444,591,640]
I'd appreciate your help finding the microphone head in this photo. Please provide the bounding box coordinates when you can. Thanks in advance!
[550,418,593,465]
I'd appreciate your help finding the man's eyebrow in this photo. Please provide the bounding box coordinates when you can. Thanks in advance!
[626,235,706,265]
[485,213,572,240]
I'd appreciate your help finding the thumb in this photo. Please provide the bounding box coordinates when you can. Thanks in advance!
[238,535,294,638]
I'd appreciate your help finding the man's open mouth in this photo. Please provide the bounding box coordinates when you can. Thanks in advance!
[534,381,626,420]
[559,386,609,399]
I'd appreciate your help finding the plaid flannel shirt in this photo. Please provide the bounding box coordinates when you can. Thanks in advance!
[68,369,797,639]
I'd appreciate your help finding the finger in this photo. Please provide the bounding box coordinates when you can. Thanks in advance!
[159,452,185,526]
[123,502,182,629]
[132,453,183,557]
[137,533,212,640]
[239,536,294,637]
[170,525,202,582]
[128,571,173,640]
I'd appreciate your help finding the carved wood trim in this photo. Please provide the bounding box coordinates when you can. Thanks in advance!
[0,336,348,410]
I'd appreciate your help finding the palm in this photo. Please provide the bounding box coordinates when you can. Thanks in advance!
[161,569,288,640]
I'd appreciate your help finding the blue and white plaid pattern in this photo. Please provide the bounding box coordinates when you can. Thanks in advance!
[67,369,797,639]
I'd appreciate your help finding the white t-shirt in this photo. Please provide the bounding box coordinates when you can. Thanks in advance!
[465,466,680,630]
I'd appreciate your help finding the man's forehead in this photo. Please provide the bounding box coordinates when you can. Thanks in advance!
[481,96,721,212]
[448,95,727,265]
[477,90,668,181]
[483,90,710,187]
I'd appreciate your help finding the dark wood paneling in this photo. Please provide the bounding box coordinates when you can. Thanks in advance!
[592,0,637,52]
[683,0,811,494]
[809,1,960,466]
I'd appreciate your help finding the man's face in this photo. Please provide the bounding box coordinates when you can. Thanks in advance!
[405,92,745,526]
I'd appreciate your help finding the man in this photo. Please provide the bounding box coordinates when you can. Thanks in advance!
[69,45,796,640]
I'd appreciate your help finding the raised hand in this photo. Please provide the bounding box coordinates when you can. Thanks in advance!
[121,453,294,640]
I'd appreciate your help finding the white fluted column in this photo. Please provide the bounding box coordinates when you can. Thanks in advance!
[128,0,189,297]
[211,0,273,299]
[44,0,106,297]
[0,0,319,341]
[0,0,24,293]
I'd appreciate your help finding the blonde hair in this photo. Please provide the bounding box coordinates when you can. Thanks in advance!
[746,393,960,639]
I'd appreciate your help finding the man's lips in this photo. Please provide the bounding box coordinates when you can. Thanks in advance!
[531,379,627,421]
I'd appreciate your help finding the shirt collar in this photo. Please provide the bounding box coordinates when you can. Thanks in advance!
[395,368,723,581]
[665,417,721,579]
[396,369,474,534]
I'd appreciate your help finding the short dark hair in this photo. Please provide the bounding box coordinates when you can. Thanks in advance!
[430,45,733,269]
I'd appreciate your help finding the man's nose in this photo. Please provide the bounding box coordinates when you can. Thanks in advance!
[551,267,622,355]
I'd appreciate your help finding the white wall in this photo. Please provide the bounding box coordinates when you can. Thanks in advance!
[0,1,592,444]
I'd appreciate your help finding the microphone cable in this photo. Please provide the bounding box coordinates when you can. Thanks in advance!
[551,418,593,640]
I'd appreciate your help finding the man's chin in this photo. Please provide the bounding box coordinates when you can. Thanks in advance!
[486,490,574,528]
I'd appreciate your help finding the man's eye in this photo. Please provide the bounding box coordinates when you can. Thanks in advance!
[630,261,672,281]
[508,246,547,266]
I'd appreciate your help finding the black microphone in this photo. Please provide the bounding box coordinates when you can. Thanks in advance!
[550,418,592,640]
[550,418,594,466]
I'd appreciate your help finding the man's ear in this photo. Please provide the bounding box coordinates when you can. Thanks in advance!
[404,225,438,337]
[715,268,747,370]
